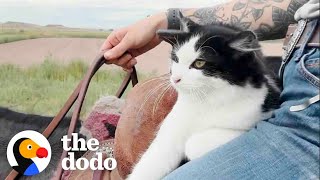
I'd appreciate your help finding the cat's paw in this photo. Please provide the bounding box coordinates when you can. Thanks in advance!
[126,169,164,180]
[185,135,210,160]
[186,129,245,160]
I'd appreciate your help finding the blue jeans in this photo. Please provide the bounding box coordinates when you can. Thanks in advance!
[164,25,320,179]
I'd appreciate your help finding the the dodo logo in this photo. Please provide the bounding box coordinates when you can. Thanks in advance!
[7,130,51,176]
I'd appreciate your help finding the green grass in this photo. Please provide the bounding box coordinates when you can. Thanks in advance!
[0,28,110,44]
[0,58,148,117]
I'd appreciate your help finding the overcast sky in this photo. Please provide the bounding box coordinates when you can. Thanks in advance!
[0,0,224,29]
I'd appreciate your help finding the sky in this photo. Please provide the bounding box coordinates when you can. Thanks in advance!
[0,0,223,29]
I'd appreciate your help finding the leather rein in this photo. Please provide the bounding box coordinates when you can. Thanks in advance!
[5,52,138,180]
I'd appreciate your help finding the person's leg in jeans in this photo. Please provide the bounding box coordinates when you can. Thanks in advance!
[164,21,320,180]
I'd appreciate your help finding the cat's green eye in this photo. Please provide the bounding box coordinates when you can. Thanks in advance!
[193,60,206,69]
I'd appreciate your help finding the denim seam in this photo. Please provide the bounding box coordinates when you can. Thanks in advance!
[298,68,319,88]
[305,63,319,68]
[278,55,299,80]
[305,58,320,62]
[298,54,320,88]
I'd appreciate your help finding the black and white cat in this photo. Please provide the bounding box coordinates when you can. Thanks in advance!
[127,18,280,180]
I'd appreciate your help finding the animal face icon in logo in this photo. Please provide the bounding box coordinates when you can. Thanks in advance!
[7,130,51,176]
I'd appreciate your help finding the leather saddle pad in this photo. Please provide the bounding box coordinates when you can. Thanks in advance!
[114,74,177,179]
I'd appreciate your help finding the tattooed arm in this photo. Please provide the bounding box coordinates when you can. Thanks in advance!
[181,0,308,40]
[101,0,307,69]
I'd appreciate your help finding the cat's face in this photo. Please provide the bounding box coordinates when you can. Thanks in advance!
[163,18,263,95]
[170,35,224,93]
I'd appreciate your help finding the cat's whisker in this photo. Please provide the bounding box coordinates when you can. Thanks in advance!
[162,37,175,45]
[152,84,172,119]
[202,93,209,100]
[201,83,216,90]
[182,83,201,88]
[139,75,170,86]
[199,46,217,55]
[137,82,171,121]
[199,92,206,102]
[190,88,203,102]
[197,35,220,51]
[194,90,202,101]
[174,36,181,49]
[195,91,202,102]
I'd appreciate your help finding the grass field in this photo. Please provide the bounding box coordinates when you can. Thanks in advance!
[0,27,109,44]
[0,58,148,117]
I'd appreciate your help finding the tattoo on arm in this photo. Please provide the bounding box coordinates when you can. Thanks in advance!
[187,0,307,40]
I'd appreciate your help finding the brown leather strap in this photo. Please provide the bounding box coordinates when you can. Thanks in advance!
[5,52,138,180]
[5,81,83,180]
[116,67,138,98]
[54,54,105,180]
[283,21,320,49]
[55,53,138,180]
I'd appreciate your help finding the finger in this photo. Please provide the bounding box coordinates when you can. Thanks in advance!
[100,39,112,51]
[105,53,133,67]
[128,37,161,57]
[104,36,132,60]
[115,53,133,67]
[101,30,125,52]
[100,33,117,51]
[105,58,118,64]
[122,68,133,73]
[137,37,161,55]
[124,58,137,70]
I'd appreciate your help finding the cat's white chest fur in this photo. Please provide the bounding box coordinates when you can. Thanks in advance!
[127,83,268,180]
[166,83,268,160]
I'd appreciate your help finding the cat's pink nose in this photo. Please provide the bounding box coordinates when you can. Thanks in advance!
[171,77,182,84]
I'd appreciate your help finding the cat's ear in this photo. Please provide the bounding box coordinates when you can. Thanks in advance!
[157,29,188,45]
[156,16,197,45]
[228,31,260,52]
[180,17,198,32]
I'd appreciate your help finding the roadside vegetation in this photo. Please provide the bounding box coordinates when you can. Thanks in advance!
[0,27,109,44]
[0,58,149,117]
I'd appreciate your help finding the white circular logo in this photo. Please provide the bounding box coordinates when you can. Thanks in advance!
[7,130,52,176]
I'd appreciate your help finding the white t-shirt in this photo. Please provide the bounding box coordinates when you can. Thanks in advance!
[294,0,320,21]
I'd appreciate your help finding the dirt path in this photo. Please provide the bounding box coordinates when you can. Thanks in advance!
[0,38,171,74]
[0,38,283,75]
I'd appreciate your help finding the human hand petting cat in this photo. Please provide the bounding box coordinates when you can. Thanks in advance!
[100,12,168,72]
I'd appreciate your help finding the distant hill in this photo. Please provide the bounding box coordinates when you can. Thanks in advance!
[0,21,41,28]
[0,21,110,44]
[45,24,67,28]
[0,21,107,32]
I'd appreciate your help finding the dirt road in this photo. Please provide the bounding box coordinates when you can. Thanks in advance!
[0,38,283,75]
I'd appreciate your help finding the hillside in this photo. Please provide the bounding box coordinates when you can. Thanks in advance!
[0,21,41,28]
[0,21,107,32]
[0,21,110,44]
